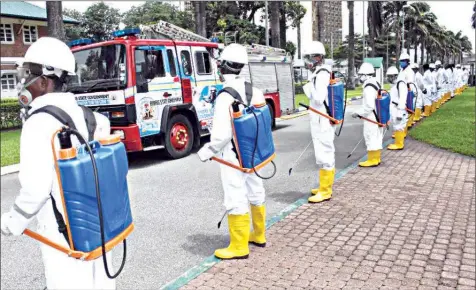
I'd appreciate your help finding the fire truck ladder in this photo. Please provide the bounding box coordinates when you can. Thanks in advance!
[139,20,210,42]
[244,43,289,58]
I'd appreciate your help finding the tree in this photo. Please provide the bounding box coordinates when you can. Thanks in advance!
[82,2,121,41]
[46,1,65,41]
[473,2,476,29]
[285,41,296,58]
[286,2,306,58]
[347,1,355,89]
[122,2,193,30]
[383,1,407,60]
[404,2,433,63]
[367,2,383,57]
[63,8,84,41]
[194,2,207,37]
[269,1,280,48]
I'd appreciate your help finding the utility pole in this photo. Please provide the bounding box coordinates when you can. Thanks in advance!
[265,0,269,46]
[362,1,365,59]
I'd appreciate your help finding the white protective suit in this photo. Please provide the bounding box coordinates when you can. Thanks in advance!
[358,78,384,150]
[463,70,469,85]
[1,93,113,290]
[447,68,455,96]
[391,67,415,131]
[423,70,435,107]
[198,75,266,215]
[431,70,439,102]
[414,71,425,110]
[303,64,335,170]
[436,67,446,101]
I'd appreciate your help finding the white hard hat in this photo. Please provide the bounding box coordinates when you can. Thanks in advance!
[456,64,461,68]
[358,62,375,75]
[219,43,249,65]
[410,63,419,69]
[429,63,436,69]
[399,52,410,61]
[23,37,76,76]
[435,60,442,66]
[387,66,399,76]
[303,41,326,56]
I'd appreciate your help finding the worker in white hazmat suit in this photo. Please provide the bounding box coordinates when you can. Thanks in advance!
[388,52,414,150]
[0,37,113,290]
[462,67,469,87]
[431,63,439,113]
[446,64,454,101]
[422,64,434,117]
[435,61,446,109]
[386,66,399,138]
[302,41,336,204]
[455,64,463,95]
[198,44,267,259]
[411,63,427,123]
[351,62,384,167]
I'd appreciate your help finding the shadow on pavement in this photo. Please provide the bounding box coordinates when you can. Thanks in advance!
[181,233,228,256]
[268,190,308,204]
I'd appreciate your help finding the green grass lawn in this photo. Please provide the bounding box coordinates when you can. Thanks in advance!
[1,130,21,167]
[294,84,391,108]
[409,87,475,157]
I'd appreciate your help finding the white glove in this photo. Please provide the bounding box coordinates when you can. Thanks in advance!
[302,82,313,100]
[1,213,12,236]
[197,145,213,162]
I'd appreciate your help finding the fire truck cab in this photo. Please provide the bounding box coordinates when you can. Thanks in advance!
[67,22,295,159]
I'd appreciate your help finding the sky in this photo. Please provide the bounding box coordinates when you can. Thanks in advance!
[30,0,476,57]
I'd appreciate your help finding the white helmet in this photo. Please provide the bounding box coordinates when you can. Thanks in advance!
[410,63,419,69]
[387,66,399,76]
[429,63,436,69]
[399,52,410,61]
[456,64,461,68]
[358,62,375,75]
[435,60,442,66]
[303,41,326,56]
[23,37,76,77]
[219,43,249,65]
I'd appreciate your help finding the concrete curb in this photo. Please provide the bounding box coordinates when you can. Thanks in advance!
[160,138,395,290]
[277,111,309,121]
[1,164,20,176]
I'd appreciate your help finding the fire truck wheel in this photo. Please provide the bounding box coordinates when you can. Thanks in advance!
[165,114,194,159]
[267,102,276,129]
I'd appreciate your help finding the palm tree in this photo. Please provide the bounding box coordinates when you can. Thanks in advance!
[383,1,407,60]
[286,2,306,59]
[270,1,280,47]
[404,2,433,63]
[46,1,65,41]
[347,1,355,89]
[194,2,206,37]
[367,2,383,57]
[472,2,476,29]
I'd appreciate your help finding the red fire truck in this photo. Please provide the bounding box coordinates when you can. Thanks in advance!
[67,21,295,159]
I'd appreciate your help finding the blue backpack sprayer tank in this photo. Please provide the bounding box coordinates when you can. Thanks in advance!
[356,83,391,128]
[299,70,347,136]
[23,105,133,279]
[210,82,277,180]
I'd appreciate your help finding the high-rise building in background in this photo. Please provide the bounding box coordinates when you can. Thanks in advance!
[312,1,343,51]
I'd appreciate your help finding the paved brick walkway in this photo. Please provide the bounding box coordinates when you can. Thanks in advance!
[182,139,476,290]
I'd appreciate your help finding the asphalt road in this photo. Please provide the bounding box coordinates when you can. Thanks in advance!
[1,100,392,289]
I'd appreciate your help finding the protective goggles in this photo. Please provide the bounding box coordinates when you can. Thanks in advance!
[16,63,45,84]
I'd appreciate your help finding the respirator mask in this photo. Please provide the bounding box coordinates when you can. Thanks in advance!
[400,60,409,69]
[304,54,323,71]
[359,75,370,83]
[388,75,397,84]
[16,63,45,107]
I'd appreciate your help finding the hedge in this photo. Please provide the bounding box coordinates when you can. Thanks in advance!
[1,100,22,130]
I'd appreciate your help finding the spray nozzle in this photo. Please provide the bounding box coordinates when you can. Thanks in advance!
[58,128,73,149]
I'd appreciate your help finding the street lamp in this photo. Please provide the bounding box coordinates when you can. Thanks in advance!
[402,4,413,54]
[387,32,396,72]
[362,1,366,60]
[331,28,342,60]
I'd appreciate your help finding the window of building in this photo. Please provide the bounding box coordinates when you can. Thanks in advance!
[195,51,212,75]
[23,25,38,44]
[1,74,16,91]
[0,24,14,44]
[167,49,177,77]
[181,51,192,76]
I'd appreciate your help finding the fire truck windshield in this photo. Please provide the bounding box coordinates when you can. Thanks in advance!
[67,44,127,93]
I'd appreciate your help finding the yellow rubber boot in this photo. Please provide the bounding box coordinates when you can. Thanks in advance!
[423,105,431,117]
[309,168,334,203]
[387,131,405,150]
[249,205,266,247]
[414,108,422,123]
[431,102,437,113]
[215,214,250,260]
[406,117,413,129]
[436,99,441,109]
[359,150,380,167]
[376,149,381,164]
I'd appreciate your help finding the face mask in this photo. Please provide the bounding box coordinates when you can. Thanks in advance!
[360,75,369,83]
[400,61,408,69]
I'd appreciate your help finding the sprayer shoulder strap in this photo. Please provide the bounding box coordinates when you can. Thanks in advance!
[28,105,97,142]
[49,193,70,246]
[218,81,253,105]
